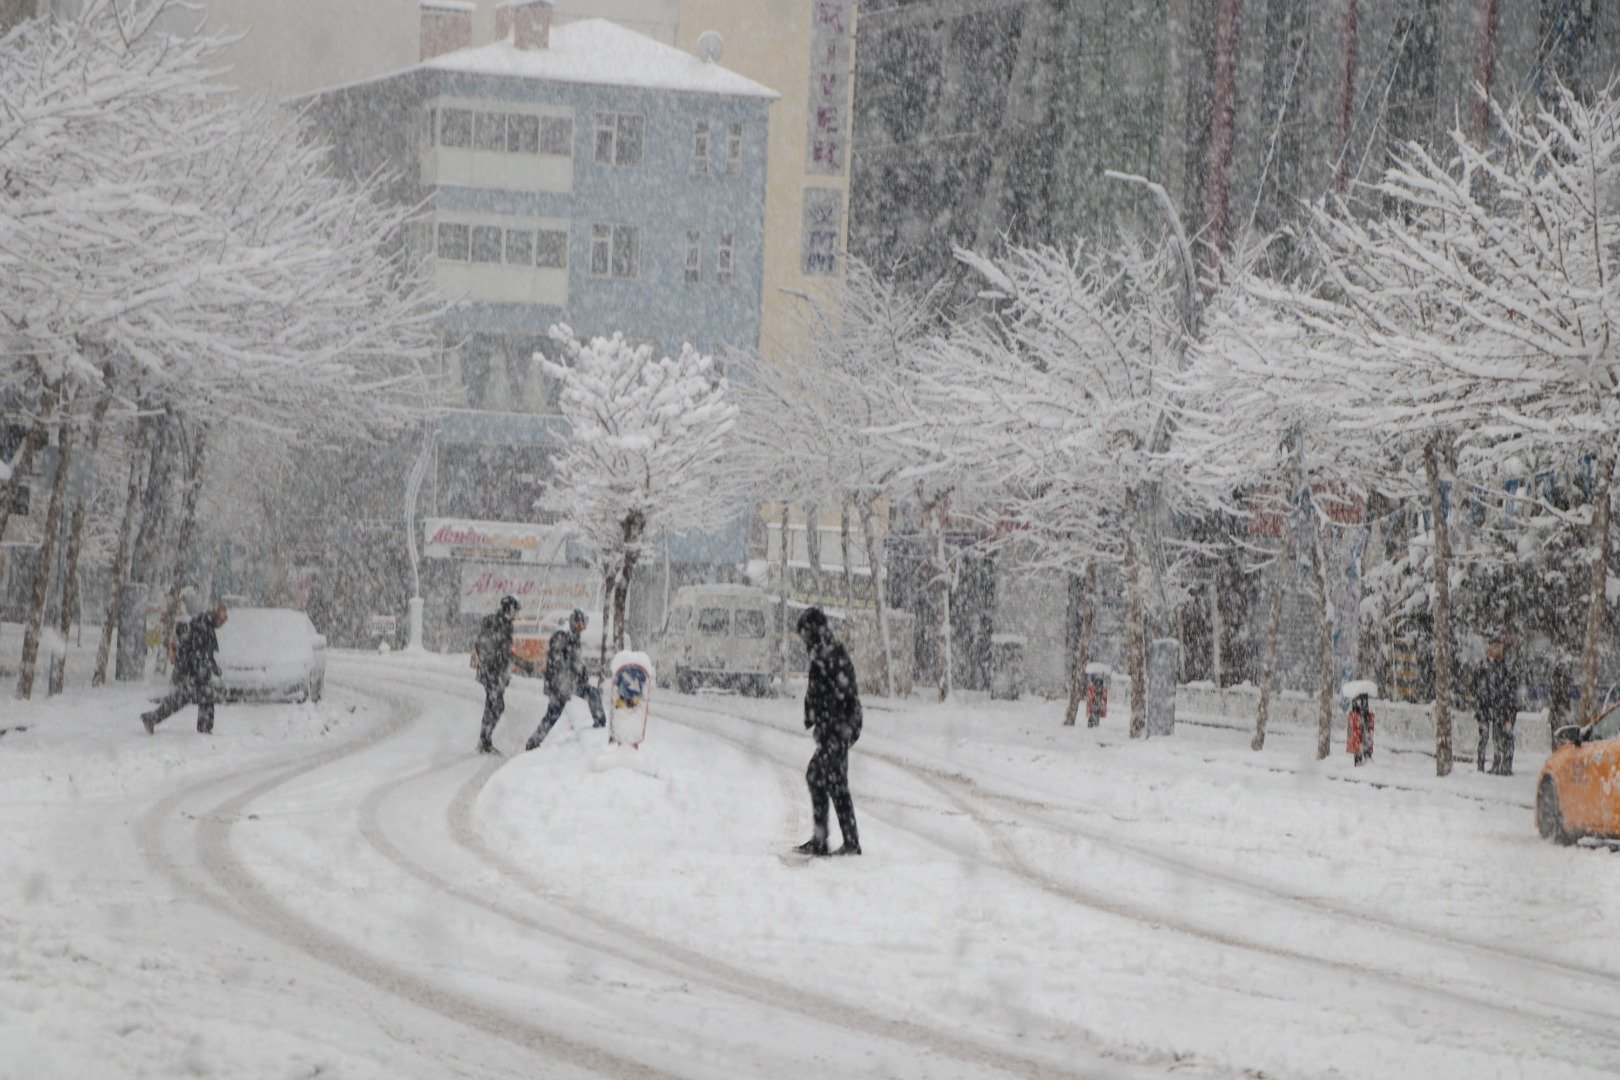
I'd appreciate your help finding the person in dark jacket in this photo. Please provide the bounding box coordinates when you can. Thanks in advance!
[472,595,537,753]
[1548,662,1576,748]
[794,607,861,856]
[525,609,606,751]
[1473,639,1519,774]
[142,601,229,735]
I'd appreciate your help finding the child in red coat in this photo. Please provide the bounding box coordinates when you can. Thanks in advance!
[1346,690,1375,765]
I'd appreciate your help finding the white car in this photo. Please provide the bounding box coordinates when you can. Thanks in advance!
[216,607,327,703]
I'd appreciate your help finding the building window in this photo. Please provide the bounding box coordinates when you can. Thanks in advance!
[470,225,503,264]
[440,108,472,149]
[536,229,568,269]
[726,122,743,179]
[505,229,534,266]
[474,111,505,152]
[693,120,710,175]
[436,222,470,261]
[717,230,735,286]
[507,114,540,154]
[685,230,703,285]
[590,223,640,278]
[540,116,573,155]
[594,112,644,167]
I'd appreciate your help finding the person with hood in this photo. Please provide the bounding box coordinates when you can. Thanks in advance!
[525,608,606,751]
[1346,690,1375,766]
[142,600,229,735]
[794,606,861,856]
[472,595,537,754]
[1473,638,1520,775]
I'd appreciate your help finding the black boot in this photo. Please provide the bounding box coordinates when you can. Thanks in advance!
[141,712,158,735]
[794,838,829,856]
[831,840,861,856]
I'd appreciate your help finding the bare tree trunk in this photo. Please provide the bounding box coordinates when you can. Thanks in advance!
[50,389,113,695]
[612,551,636,655]
[971,0,1051,251]
[1210,575,1224,688]
[1064,561,1097,726]
[1333,0,1360,194]
[1125,498,1147,738]
[1204,0,1242,261]
[1580,453,1614,725]
[599,565,616,675]
[778,502,792,681]
[156,428,207,664]
[840,503,854,620]
[1253,558,1286,751]
[1307,520,1335,760]
[805,503,823,601]
[1471,0,1499,141]
[18,412,74,700]
[118,417,174,681]
[858,499,895,698]
[1426,437,1455,776]
[95,422,148,686]
[932,497,953,702]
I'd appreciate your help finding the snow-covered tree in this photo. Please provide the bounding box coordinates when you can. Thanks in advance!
[540,326,737,659]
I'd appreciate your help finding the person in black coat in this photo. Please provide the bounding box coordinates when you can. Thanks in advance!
[795,607,861,856]
[142,601,229,735]
[525,609,606,751]
[472,595,537,753]
[1473,639,1519,775]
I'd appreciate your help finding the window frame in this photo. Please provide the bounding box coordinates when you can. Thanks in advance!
[440,108,473,149]
[436,222,470,261]
[470,225,503,264]
[725,121,743,179]
[506,114,540,154]
[698,607,731,635]
[693,119,710,176]
[504,228,534,266]
[535,229,569,269]
[473,110,506,152]
[685,229,703,285]
[734,609,767,639]
[594,111,645,167]
[717,230,735,287]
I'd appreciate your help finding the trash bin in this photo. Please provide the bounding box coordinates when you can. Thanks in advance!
[990,634,1026,700]
[1085,663,1111,727]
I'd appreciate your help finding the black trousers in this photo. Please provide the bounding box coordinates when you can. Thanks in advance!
[148,685,216,733]
[1492,717,1516,775]
[1477,718,1491,770]
[478,680,506,749]
[527,685,606,749]
[807,737,858,848]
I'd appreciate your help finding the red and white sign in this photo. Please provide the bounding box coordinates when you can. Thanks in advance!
[459,563,594,616]
[424,518,571,564]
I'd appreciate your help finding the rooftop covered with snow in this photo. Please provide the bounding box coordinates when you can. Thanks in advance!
[423,18,777,100]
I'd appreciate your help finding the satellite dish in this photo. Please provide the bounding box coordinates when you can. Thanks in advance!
[697,30,724,64]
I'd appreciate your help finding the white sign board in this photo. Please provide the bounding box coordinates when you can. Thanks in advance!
[459,563,595,616]
[369,614,397,638]
[424,518,572,565]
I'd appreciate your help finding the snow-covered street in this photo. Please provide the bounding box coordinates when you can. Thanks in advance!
[5,651,1618,1079]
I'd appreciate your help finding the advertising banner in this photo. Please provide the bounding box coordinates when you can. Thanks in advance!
[424,518,572,564]
[459,563,595,616]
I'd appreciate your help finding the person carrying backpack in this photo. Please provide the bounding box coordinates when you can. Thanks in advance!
[142,601,229,735]
[794,606,862,856]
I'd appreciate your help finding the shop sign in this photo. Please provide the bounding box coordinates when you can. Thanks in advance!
[424,518,570,564]
[459,563,595,616]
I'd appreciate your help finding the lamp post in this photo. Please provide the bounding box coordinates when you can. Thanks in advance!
[403,430,434,652]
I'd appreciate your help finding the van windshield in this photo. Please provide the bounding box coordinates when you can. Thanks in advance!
[735,609,766,638]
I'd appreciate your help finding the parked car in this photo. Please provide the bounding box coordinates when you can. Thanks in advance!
[652,584,774,696]
[1536,706,1620,844]
[513,608,626,680]
[216,607,327,703]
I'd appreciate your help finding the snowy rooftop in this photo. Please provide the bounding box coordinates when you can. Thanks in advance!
[423,19,777,100]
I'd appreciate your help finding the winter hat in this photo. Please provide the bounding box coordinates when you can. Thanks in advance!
[570,608,587,625]
[795,607,829,636]
[499,595,521,615]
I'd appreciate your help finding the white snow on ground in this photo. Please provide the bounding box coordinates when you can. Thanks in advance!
[4,644,1620,1079]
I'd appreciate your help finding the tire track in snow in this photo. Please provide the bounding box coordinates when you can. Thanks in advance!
[139,685,682,1079]
[650,695,1620,1062]
[338,668,1118,1080]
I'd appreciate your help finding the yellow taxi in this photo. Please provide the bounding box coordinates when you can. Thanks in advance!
[1536,707,1620,844]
